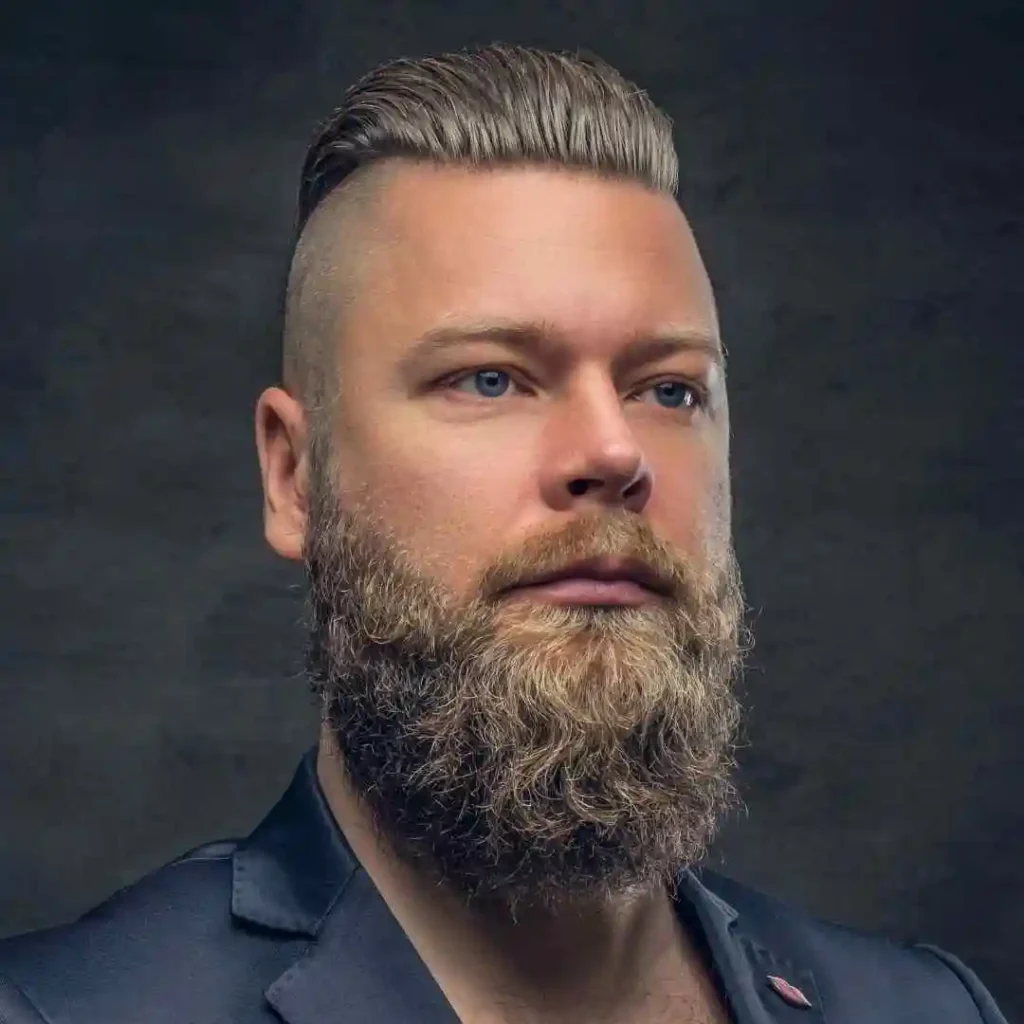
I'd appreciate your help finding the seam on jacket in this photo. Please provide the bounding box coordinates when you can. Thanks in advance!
[169,840,240,866]
[171,852,235,864]
[310,859,361,934]
[912,944,995,1022]
[0,974,55,1024]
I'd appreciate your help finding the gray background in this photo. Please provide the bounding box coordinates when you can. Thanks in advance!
[2,0,1021,1015]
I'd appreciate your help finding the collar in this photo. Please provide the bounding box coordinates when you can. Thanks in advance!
[233,749,824,1023]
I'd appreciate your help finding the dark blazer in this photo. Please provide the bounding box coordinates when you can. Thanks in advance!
[0,749,1008,1023]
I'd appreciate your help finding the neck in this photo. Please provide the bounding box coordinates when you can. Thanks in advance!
[315,733,697,1016]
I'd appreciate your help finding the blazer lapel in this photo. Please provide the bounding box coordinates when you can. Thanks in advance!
[263,867,459,1024]
[739,936,825,1024]
[677,870,827,1024]
[230,748,458,1024]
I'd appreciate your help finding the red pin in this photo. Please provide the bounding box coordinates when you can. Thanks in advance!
[766,974,813,1009]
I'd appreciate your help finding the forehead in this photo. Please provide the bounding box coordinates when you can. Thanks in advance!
[344,163,719,365]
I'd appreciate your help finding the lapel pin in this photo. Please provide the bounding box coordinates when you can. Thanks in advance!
[766,974,813,1010]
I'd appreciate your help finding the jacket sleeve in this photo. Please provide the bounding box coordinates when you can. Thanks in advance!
[0,975,51,1024]
[913,944,1010,1023]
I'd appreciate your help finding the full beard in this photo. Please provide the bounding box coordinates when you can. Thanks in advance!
[303,471,747,913]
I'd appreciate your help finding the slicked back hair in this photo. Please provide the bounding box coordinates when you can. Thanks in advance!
[282,43,680,452]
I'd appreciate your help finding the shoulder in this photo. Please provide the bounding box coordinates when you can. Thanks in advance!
[0,839,305,1024]
[696,869,1007,1022]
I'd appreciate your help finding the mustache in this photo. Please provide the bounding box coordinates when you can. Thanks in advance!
[474,516,699,605]
[302,451,704,609]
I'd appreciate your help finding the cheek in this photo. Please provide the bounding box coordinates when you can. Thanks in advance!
[649,440,730,559]
[341,423,535,592]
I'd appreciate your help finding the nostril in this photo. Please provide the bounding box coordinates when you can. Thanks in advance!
[567,478,598,497]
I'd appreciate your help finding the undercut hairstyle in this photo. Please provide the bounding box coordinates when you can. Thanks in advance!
[282,43,680,450]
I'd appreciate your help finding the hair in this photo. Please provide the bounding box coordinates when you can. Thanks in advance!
[282,43,680,447]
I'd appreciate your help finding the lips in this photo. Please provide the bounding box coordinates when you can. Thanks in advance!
[508,577,660,607]
[513,557,672,597]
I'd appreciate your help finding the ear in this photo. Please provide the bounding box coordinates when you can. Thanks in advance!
[254,386,311,562]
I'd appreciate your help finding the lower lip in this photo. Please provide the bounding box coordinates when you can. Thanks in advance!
[506,578,660,606]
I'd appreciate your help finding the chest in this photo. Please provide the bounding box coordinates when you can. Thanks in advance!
[449,960,735,1024]
[455,994,733,1024]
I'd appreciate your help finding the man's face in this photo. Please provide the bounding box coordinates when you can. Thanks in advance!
[299,163,744,907]
[327,163,731,596]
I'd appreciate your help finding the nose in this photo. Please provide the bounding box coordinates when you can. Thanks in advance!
[563,449,651,510]
[540,387,653,514]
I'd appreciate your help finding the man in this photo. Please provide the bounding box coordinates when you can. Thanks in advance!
[0,43,1008,1024]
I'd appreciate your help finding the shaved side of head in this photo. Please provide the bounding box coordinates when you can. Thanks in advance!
[282,163,390,447]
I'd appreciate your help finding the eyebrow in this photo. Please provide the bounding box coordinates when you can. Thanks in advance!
[399,319,725,377]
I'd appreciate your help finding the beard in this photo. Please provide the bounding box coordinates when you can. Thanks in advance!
[303,462,747,913]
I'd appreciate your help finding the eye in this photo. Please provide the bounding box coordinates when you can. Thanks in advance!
[443,369,707,412]
[634,379,706,412]
[446,368,523,399]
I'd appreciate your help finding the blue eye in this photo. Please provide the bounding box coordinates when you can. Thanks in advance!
[451,369,514,398]
[446,370,704,412]
[646,380,701,410]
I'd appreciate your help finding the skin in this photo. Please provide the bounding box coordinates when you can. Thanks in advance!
[255,162,733,1022]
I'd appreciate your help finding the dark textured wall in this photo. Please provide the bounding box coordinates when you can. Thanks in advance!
[2,0,1021,1014]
